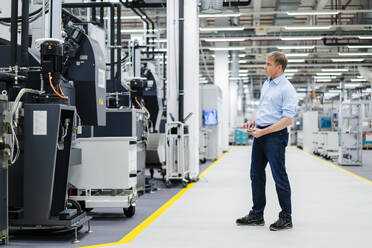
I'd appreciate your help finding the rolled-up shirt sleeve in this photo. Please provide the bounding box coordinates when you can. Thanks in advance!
[282,85,297,119]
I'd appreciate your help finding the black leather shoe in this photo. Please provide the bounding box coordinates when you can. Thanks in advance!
[269,212,293,231]
[236,211,264,226]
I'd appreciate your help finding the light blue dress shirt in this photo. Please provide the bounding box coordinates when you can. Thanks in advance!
[255,73,297,127]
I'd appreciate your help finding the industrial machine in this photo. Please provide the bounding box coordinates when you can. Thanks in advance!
[64,2,140,213]
[0,96,10,245]
[199,84,223,160]
[0,0,117,243]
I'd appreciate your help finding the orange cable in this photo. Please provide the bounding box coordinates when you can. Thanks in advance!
[59,83,66,96]
[48,73,67,99]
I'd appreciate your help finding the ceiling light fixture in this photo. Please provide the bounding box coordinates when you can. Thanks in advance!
[358,36,372,39]
[209,47,245,51]
[280,36,322,41]
[285,69,299,72]
[338,52,372,56]
[200,27,245,32]
[351,78,367,82]
[202,37,246,42]
[277,46,315,50]
[316,73,342,76]
[199,13,241,18]
[285,53,309,57]
[332,58,364,62]
[315,79,332,82]
[288,59,305,63]
[347,45,372,49]
[321,68,349,72]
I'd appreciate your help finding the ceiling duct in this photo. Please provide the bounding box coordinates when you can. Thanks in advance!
[201,0,223,14]
[274,0,301,25]
[358,66,372,82]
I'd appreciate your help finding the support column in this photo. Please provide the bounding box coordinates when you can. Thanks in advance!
[214,45,229,151]
[183,0,199,179]
[230,51,239,131]
[166,0,179,121]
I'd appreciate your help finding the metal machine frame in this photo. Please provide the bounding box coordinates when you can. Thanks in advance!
[68,137,138,217]
[338,102,363,166]
[165,122,190,187]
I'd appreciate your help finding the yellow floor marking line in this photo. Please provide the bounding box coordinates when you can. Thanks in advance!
[81,148,233,248]
[294,147,372,185]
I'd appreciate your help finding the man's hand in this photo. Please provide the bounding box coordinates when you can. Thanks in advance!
[243,120,255,130]
[251,128,266,138]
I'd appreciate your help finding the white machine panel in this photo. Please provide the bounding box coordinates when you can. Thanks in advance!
[69,137,137,189]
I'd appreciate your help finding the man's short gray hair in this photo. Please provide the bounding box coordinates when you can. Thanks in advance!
[267,51,288,72]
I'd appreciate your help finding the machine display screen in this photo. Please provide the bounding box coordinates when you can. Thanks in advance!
[321,117,332,129]
[203,110,218,126]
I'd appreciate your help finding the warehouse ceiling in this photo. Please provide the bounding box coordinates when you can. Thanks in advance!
[116,0,372,102]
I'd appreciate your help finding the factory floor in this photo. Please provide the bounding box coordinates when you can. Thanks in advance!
[7,146,372,248]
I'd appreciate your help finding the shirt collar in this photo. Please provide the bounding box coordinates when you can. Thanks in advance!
[268,73,285,85]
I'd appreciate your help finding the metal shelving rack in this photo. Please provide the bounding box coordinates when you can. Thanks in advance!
[338,102,363,166]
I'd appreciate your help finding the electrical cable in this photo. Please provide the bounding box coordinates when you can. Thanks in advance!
[48,73,67,99]
[9,88,45,165]
[135,97,150,120]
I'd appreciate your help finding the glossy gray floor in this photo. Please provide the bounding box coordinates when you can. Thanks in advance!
[111,146,372,248]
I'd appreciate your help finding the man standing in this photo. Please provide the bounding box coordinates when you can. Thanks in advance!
[236,51,297,231]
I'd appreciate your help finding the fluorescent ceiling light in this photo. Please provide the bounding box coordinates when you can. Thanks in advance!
[283,26,331,30]
[315,79,332,82]
[202,37,246,42]
[285,69,299,72]
[200,27,244,32]
[277,46,314,50]
[209,47,245,51]
[339,52,372,56]
[155,48,167,52]
[332,58,364,62]
[199,13,241,18]
[358,36,372,40]
[351,78,367,82]
[239,54,247,57]
[345,83,363,87]
[328,90,341,93]
[229,77,247,80]
[280,37,322,41]
[316,73,342,76]
[286,53,309,57]
[288,59,305,63]
[286,11,339,16]
[314,76,337,79]
[357,76,365,79]
[239,70,249,72]
[347,45,372,49]
[321,68,349,72]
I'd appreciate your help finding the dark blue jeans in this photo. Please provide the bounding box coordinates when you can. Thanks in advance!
[250,128,291,219]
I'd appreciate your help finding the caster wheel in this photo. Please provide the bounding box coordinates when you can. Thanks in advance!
[165,180,172,188]
[182,181,188,188]
[124,205,135,218]
[199,158,206,164]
